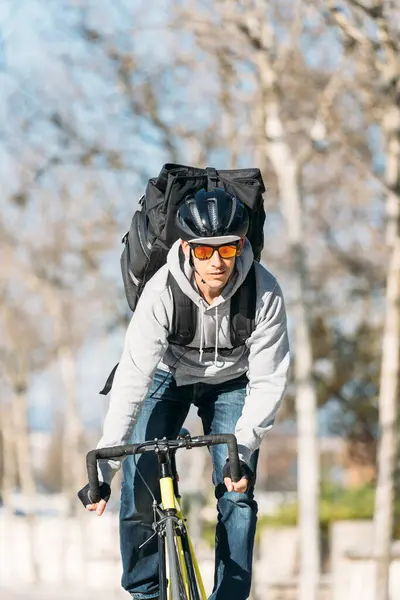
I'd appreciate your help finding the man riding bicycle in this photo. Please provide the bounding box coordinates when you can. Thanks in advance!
[85,188,290,600]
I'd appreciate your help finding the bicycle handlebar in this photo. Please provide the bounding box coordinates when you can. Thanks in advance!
[86,433,241,503]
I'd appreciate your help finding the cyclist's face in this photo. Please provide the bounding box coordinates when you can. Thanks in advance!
[181,239,244,291]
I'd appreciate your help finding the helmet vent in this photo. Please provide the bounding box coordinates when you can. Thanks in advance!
[226,196,237,229]
[208,200,218,230]
[189,201,206,233]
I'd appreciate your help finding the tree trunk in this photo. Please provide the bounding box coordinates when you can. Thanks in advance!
[251,12,320,594]
[44,294,85,517]
[0,402,17,514]
[373,106,400,600]
[12,384,41,583]
[273,158,320,600]
[12,387,36,499]
[52,306,87,583]
[217,52,240,169]
[59,342,86,516]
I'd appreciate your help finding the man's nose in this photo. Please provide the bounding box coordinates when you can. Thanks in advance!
[211,249,223,268]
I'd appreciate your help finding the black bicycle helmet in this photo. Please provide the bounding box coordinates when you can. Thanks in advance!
[176,188,249,241]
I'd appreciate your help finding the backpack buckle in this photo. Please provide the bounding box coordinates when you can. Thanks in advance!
[206,167,218,191]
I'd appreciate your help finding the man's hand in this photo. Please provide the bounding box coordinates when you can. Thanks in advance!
[86,499,107,516]
[223,459,255,493]
[77,482,111,516]
[224,475,249,493]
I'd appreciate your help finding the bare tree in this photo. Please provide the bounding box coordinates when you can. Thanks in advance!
[243,10,321,600]
[0,293,51,582]
[171,2,333,598]
[1,3,397,596]
[0,1,223,522]
[171,3,396,599]
[327,2,400,598]
[0,400,17,512]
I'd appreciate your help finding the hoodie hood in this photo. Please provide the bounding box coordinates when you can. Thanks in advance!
[166,238,254,308]
[166,239,254,365]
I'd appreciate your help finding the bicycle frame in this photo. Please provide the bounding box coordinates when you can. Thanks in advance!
[157,450,207,600]
[175,498,207,600]
[84,433,241,600]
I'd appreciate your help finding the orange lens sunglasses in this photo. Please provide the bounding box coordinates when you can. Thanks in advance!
[189,242,239,260]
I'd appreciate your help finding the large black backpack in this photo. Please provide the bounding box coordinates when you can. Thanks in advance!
[121,164,266,311]
[100,164,266,395]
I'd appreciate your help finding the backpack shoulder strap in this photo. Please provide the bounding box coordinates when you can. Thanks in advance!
[230,263,257,346]
[99,363,119,396]
[100,265,256,396]
[99,274,196,396]
[167,273,196,346]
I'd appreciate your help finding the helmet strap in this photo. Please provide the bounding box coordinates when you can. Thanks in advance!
[189,251,207,285]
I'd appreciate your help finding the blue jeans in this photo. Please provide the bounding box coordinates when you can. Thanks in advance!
[120,369,258,600]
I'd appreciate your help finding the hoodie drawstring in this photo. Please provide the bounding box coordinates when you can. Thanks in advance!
[198,301,222,367]
[214,305,219,366]
[199,301,205,363]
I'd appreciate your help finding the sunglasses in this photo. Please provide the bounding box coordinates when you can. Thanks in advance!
[189,242,240,261]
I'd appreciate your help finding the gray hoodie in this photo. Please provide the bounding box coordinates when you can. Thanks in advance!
[97,239,290,483]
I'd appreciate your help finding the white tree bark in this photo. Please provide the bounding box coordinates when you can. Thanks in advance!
[253,17,320,600]
[267,148,320,600]
[373,105,400,600]
[324,4,399,595]
[0,402,17,514]
[59,339,86,515]
[11,384,41,583]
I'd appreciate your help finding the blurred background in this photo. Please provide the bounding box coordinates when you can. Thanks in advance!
[0,1,399,599]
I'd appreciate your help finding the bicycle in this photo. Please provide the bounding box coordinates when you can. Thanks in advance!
[84,432,241,600]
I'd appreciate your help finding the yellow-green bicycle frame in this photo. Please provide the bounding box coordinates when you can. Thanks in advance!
[160,476,207,600]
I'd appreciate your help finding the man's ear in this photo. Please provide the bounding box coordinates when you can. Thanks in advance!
[236,238,245,256]
[181,240,191,259]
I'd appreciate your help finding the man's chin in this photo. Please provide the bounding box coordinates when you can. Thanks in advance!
[206,278,228,289]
